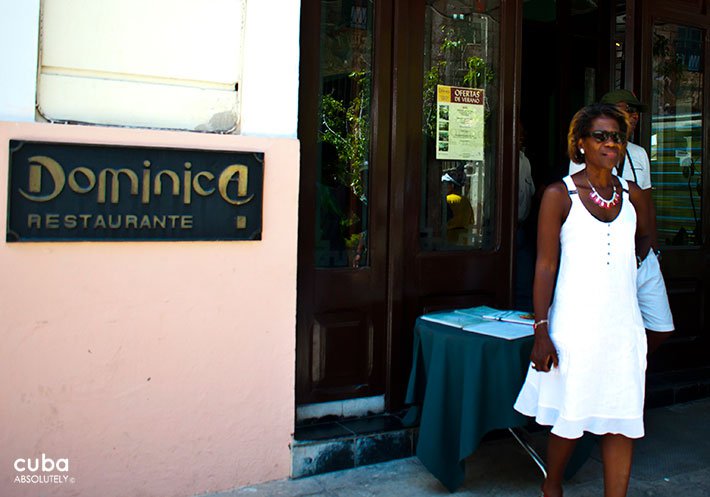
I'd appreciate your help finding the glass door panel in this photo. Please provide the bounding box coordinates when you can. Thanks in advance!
[650,23,703,246]
[420,1,501,251]
[316,1,373,267]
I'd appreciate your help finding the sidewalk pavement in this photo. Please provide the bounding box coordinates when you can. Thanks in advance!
[205,398,710,497]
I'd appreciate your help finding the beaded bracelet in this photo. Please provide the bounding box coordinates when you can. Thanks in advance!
[533,319,548,330]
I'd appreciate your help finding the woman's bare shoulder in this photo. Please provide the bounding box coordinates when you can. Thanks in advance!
[542,180,570,199]
[540,180,572,221]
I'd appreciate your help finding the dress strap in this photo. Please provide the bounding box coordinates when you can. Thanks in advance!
[562,175,578,196]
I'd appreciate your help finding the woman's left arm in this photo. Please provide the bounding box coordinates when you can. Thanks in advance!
[629,181,652,261]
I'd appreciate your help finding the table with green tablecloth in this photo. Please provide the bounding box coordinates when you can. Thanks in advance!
[405,316,535,491]
[405,315,596,491]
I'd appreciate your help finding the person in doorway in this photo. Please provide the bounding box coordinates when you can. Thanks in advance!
[516,104,652,497]
[518,130,537,225]
[442,172,474,245]
[515,121,538,310]
[569,89,674,352]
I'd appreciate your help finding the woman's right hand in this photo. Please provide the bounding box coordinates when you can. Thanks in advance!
[530,327,559,373]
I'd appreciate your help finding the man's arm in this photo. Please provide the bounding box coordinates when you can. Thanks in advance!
[640,188,659,249]
[629,181,652,261]
[633,146,659,249]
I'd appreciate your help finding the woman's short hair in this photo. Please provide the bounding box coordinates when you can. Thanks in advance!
[568,103,629,164]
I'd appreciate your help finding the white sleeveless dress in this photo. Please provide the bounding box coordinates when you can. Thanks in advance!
[514,175,647,439]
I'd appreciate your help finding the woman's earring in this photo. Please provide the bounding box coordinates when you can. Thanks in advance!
[580,147,585,155]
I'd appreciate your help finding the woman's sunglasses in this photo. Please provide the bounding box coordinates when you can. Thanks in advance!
[588,130,627,144]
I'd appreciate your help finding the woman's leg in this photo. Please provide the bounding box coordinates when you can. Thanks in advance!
[600,434,634,497]
[542,433,578,497]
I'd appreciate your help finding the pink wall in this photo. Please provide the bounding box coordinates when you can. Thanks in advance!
[0,122,299,497]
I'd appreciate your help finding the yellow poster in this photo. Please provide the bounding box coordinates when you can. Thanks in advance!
[435,85,485,161]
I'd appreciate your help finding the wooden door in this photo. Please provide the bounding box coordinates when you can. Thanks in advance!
[386,0,521,408]
[637,0,710,372]
[296,0,392,404]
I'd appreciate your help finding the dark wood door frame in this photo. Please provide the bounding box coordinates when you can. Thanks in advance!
[295,0,319,406]
[296,0,394,405]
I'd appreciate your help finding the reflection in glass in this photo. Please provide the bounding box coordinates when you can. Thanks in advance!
[651,23,703,246]
[613,2,626,89]
[316,1,372,267]
[421,1,500,251]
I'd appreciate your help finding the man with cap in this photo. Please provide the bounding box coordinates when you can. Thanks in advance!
[569,89,674,352]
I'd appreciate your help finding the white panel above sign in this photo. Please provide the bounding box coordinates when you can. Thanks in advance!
[37,0,245,132]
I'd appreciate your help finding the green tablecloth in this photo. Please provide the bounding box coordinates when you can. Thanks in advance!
[405,317,534,491]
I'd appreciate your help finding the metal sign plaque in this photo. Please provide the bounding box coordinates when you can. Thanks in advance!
[7,140,264,242]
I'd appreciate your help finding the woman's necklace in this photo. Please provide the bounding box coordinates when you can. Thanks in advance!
[586,173,619,209]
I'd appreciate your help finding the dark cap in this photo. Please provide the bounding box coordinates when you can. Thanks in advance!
[601,89,648,112]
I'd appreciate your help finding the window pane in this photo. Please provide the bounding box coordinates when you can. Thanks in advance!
[651,23,703,246]
[315,1,372,267]
[421,1,500,251]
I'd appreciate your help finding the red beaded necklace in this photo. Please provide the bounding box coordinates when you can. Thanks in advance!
[586,173,619,209]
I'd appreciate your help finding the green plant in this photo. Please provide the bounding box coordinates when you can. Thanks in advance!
[320,70,370,202]
[422,25,495,138]
[463,56,494,88]
[423,60,448,138]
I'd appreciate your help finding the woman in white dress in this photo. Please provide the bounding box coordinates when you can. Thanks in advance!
[514,104,652,497]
